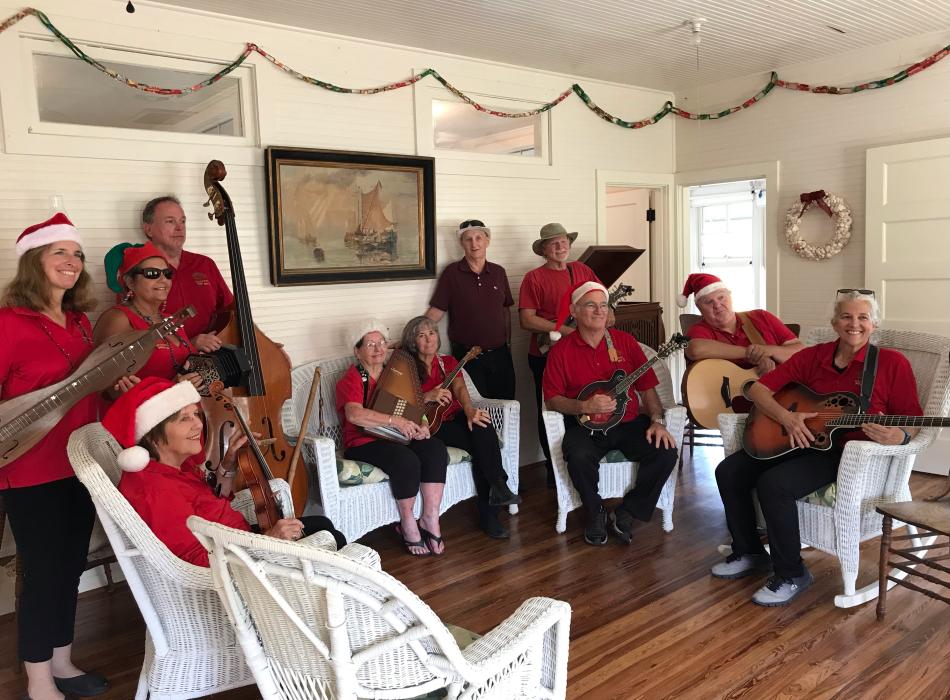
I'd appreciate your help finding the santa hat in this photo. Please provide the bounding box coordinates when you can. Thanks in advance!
[677,273,728,308]
[549,280,608,341]
[16,213,84,257]
[349,318,389,349]
[102,377,202,472]
[104,241,169,293]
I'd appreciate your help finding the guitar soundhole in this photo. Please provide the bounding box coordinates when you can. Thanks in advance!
[815,433,829,446]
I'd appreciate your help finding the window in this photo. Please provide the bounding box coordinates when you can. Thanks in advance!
[432,99,541,157]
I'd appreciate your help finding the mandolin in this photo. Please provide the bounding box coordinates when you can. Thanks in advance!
[537,282,633,356]
[576,334,689,433]
[0,306,195,467]
[682,358,757,429]
[742,383,948,460]
[423,346,482,435]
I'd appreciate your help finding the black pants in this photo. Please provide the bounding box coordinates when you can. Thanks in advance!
[2,477,95,663]
[345,438,448,500]
[437,413,508,518]
[562,414,678,522]
[716,447,840,579]
[528,353,553,473]
[451,342,516,400]
[253,515,347,549]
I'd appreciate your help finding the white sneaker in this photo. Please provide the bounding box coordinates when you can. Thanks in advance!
[711,552,771,579]
[752,568,814,606]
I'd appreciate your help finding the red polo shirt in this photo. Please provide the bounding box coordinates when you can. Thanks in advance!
[419,354,462,422]
[119,459,250,568]
[429,259,513,349]
[164,250,234,339]
[519,261,599,356]
[758,340,922,445]
[110,306,192,382]
[543,329,658,422]
[336,364,378,449]
[0,307,100,489]
[687,309,796,369]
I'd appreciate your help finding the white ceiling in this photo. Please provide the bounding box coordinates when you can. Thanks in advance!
[149,0,950,91]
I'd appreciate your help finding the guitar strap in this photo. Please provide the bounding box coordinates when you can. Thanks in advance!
[737,311,767,346]
[604,328,620,363]
[356,362,370,406]
[859,344,880,412]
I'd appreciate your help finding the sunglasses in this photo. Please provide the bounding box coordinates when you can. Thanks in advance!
[459,219,486,230]
[836,288,874,298]
[132,267,175,280]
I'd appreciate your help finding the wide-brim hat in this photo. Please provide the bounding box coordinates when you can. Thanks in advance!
[532,222,578,256]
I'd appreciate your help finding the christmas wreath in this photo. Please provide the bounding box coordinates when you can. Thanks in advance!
[784,190,852,260]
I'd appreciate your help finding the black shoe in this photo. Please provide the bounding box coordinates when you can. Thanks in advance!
[610,506,635,544]
[488,479,522,507]
[54,672,109,697]
[480,512,510,539]
[584,507,609,546]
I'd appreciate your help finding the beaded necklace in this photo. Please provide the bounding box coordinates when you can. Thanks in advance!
[130,303,193,375]
[35,313,93,371]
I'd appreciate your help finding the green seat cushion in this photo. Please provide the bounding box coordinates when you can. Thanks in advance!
[601,449,628,463]
[446,446,472,464]
[337,446,472,487]
[802,482,837,507]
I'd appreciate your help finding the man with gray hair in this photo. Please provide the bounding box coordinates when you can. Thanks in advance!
[426,219,515,400]
[141,196,233,350]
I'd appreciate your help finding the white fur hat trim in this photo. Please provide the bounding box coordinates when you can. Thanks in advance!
[117,446,151,472]
[134,381,201,442]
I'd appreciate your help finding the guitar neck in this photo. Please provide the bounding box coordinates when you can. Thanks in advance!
[830,414,950,428]
[440,361,468,390]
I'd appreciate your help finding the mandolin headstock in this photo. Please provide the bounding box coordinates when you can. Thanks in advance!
[656,333,690,359]
[203,160,233,226]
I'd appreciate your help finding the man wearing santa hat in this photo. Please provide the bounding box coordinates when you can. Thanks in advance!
[542,281,678,546]
[678,273,802,374]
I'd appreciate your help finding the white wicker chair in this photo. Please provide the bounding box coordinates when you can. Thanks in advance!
[717,328,950,608]
[542,342,688,534]
[67,423,375,700]
[281,355,521,543]
[189,516,571,699]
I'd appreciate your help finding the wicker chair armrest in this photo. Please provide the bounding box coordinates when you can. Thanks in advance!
[337,542,382,570]
[717,413,748,456]
[462,597,571,667]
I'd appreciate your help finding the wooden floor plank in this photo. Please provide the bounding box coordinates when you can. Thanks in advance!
[1,446,948,699]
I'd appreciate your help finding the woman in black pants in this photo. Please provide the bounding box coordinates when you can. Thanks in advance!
[401,316,521,540]
[336,320,448,556]
[1,214,108,700]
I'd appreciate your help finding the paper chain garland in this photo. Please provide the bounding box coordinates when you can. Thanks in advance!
[784,191,853,261]
[3,7,949,130]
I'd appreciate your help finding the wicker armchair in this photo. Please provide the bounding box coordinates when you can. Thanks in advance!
[717,328,950,608]
[542,342,688,533]
[67,423,371,700]
[189,516,571,699]
[281,355,520,543]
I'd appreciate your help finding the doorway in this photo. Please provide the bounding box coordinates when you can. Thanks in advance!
[603,186,657,302]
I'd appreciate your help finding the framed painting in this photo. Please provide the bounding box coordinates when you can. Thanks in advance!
[265,146,436,285]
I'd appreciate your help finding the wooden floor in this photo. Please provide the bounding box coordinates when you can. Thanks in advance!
[3,447,950,699]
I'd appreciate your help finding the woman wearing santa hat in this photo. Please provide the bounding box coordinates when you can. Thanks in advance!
[102,377,345,568]
[336,320,448,556]
[93,242,203,392]
[400,315,520,541]
[1,214,108,699]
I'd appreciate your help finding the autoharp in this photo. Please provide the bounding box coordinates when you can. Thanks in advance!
[365,349,426,445]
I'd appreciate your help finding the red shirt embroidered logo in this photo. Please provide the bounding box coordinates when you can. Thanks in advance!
[192,272,210,287]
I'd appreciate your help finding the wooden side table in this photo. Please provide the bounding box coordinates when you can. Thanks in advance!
[875,500,950,621]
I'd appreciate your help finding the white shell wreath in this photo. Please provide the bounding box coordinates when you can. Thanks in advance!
[784,191,852,261]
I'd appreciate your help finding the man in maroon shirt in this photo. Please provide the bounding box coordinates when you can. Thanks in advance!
[141,196,233,351]
[543,281,677,546]
[426,219,516,400]
[679,272,802,374]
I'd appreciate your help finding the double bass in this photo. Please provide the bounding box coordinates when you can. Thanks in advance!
[195,160,307,515]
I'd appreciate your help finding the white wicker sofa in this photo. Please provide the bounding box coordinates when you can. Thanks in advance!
[718,327,950,608]
[282,354,520,543]
[542,342,688,534]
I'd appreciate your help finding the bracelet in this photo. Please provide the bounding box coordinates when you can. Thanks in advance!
[899,429,911,445]
[218,466,236,478]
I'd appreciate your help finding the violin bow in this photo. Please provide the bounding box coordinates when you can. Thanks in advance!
[286,365,321,498]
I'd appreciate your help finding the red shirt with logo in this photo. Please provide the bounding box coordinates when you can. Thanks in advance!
[419,354,462,423]
[757,341,922,445]
[119,459,250,568]
[164,250,234,339]
[0,307,100,489]
[518,261,599,356]
[687,309,796,369]
[543,329,658,423]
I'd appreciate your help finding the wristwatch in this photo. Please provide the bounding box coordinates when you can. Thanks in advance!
[652,416,666,427]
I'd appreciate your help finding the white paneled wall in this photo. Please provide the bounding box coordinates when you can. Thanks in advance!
[0,0,674,477]
[675,30,950,332]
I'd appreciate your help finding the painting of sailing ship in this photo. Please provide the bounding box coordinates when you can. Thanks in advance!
[265,147,435,286]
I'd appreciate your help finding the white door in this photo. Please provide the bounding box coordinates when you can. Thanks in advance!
[867,138,950,474]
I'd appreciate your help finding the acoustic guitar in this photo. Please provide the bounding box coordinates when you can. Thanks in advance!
[536,282,633,356]
[576,334,689,433]
[742,383,949,460]
[682,358,757,429]
[0,306,195,467]
[423,346,482,435]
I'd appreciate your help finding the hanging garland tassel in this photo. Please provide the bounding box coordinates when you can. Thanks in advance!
[785,190,852,261]
[3,7,950,129]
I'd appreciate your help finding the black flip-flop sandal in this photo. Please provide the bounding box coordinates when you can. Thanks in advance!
[418,525,445,556]
[394,523,431,557]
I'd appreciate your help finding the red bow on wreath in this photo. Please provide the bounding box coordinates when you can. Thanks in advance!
[799,190,833,217]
